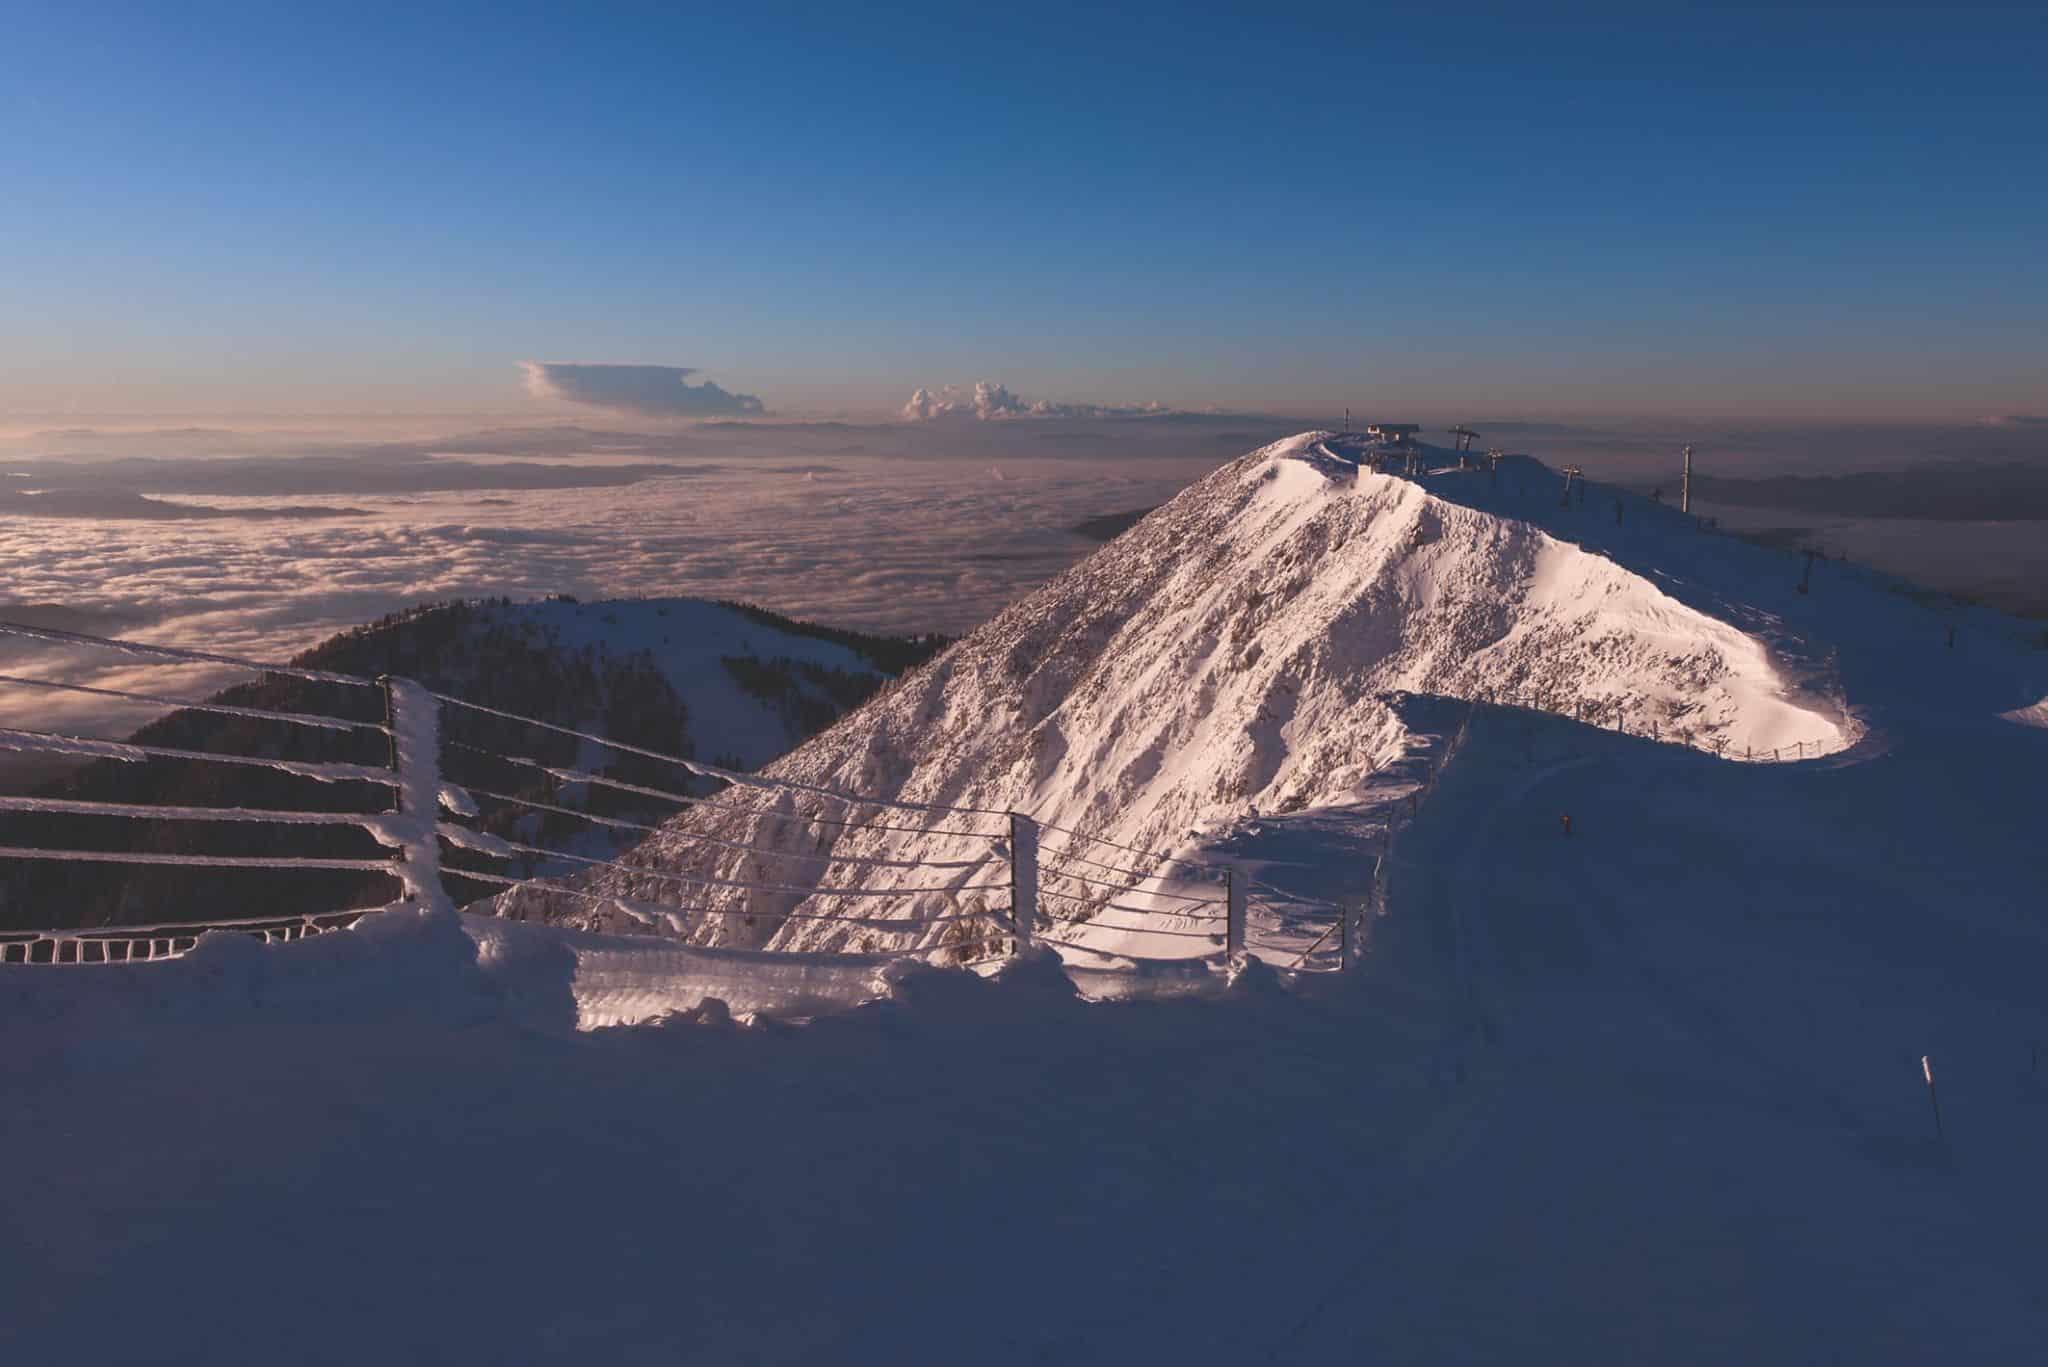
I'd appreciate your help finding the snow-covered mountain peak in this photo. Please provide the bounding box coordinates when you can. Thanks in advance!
[549,430,1876,950]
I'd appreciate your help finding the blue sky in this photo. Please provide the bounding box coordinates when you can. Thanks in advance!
[4,2,2045,420]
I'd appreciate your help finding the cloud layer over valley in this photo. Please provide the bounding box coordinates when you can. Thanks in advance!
[3,411,2044,743]
[0,419,1262,738]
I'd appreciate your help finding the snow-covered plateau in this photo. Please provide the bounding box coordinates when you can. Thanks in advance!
[4,432,2045,1364]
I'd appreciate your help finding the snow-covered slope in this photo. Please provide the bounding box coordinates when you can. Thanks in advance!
[450,594,921,770]
[9,692,2046,1362]
[7,434,2046,1366]
[533,432,1937,950]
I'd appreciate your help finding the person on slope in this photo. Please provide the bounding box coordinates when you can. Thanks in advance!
[1560,813,1573,838]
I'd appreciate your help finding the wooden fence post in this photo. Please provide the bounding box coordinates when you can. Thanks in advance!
[1008,812,1037,951]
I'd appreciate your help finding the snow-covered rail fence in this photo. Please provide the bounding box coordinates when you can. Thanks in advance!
[0,907,382,964]
[1,620,1360,998]
[1278,707,1477,974]
[0,620,429,952]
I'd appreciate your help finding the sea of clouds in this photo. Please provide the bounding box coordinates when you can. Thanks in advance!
[3,391,2044,744]
[0,409,1272,739]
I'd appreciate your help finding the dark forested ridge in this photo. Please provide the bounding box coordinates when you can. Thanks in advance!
[714,600,954,675]
[0,598,946,930]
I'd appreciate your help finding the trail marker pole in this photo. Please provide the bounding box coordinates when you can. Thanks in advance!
[1008,813,1038,951]
[1225,865,1247,961]
[1922,1054,1944,1142]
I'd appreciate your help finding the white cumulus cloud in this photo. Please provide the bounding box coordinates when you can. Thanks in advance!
[901,380,1167,422]
[522,363,766,418]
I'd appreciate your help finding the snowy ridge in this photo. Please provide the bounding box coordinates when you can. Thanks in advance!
[542,431,1864,952]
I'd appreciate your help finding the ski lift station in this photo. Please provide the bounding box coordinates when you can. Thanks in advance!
[1364,422,1420,443]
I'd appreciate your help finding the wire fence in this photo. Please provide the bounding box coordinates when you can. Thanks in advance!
[0,620,1373,983]
[14,557,1847,998]
[1236,711,1477,975]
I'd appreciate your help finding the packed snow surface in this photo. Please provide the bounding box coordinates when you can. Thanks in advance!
[5,432,2046,1364]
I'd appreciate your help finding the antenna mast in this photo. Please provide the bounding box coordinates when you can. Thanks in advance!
[1681,445,1694,515]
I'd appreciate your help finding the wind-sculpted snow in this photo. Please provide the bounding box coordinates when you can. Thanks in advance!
[515,432,1856,950]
